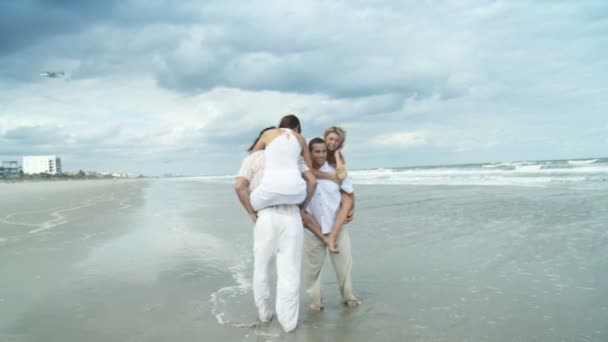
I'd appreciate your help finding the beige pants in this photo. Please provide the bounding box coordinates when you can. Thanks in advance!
[302,229,357,307]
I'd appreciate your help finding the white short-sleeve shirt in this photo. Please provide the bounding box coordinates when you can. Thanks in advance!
[306,162,353,234]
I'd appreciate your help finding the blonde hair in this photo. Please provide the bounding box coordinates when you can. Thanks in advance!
[323,126,347,168]
[323,126,346,149]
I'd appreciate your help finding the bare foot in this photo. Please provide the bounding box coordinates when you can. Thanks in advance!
[345,299,360,308]
[309,304,324,312]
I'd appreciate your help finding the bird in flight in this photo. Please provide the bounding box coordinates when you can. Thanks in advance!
[40,71,65,78]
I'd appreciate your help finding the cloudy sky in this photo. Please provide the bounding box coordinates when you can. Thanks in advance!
[0,1,606,176]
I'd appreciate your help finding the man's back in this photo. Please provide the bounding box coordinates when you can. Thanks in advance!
[238,151,265,192]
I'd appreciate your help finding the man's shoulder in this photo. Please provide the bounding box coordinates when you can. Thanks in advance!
[238,151,264,178]
[249,150,264,159]
[243,151,263,164]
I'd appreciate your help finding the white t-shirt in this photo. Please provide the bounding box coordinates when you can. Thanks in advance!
[306,162,353,234]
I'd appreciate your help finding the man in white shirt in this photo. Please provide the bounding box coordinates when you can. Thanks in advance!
[302,137,360,312]
[234,127,318,332]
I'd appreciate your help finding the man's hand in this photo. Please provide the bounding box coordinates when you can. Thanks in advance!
[248,211,258,223]
[345,208,354,223]
[300,207,308,219]
[235,176,258,223]
[322,235,331,246]
[335,148,343,157]
[327,234,339,253]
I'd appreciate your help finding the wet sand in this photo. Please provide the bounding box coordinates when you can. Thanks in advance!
[1,179,607,341]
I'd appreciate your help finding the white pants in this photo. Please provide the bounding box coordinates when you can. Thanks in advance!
[302,229,357,307]
[250,188,305,212]
[253,206,303,332]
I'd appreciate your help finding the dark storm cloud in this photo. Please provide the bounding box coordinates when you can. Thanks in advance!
[1,0,469,99]
[156,50,451,99]
[0,1,122,56]
[0,0,201,82]
[153,1,463,99]
[2,125,66,145]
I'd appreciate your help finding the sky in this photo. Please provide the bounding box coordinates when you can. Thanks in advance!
[0,0,606,176]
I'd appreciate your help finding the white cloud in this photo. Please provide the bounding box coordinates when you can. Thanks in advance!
[1,0,607,174]
[372,131,427,148]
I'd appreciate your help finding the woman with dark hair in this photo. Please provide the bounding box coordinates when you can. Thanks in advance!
[235,122,317,332]
[247,126,275,152]
[249,114,315,212]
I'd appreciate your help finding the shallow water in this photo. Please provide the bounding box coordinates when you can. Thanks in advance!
[1,179,607,341]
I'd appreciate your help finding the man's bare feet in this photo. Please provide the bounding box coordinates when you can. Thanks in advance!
[309,304,324,312]
[345,299,360,308]
[258,311,274,323]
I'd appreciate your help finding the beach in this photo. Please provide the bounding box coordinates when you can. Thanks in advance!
[1,177,607,341]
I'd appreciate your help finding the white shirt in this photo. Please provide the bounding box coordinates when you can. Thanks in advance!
[258,128,306,195]
[237,151,308,192]
[306,162,353,235]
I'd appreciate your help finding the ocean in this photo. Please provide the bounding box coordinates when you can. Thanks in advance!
[349,158,608,187]
[1,157,607,341]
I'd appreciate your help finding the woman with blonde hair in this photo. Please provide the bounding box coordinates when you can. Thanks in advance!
[319,126,348,181]
[310,126,355,253]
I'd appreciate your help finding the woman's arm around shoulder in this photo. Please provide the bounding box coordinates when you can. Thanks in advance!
[334,149,348,181]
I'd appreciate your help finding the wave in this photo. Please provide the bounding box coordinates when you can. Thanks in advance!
[514,164,543,172]
[169,176,235,184]
[176,158,608,187]
[568,159,598,165]
[482,161,535,169]
[349,164,608,186]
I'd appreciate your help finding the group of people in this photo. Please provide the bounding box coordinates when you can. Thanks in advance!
[234,114,359,332]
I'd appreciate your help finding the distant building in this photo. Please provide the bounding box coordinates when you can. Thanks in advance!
[0,161,21,178]
[23,156,62,175]
[110,172,140,179]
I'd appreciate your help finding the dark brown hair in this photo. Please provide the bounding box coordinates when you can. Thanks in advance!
[247,126,275,152]
[308,137,325,152]
[278,114,301,133]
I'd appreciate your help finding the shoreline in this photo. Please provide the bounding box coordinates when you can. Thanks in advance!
[0,178,149,185]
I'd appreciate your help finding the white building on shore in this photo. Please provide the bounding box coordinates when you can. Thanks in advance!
[23,155,62,175]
